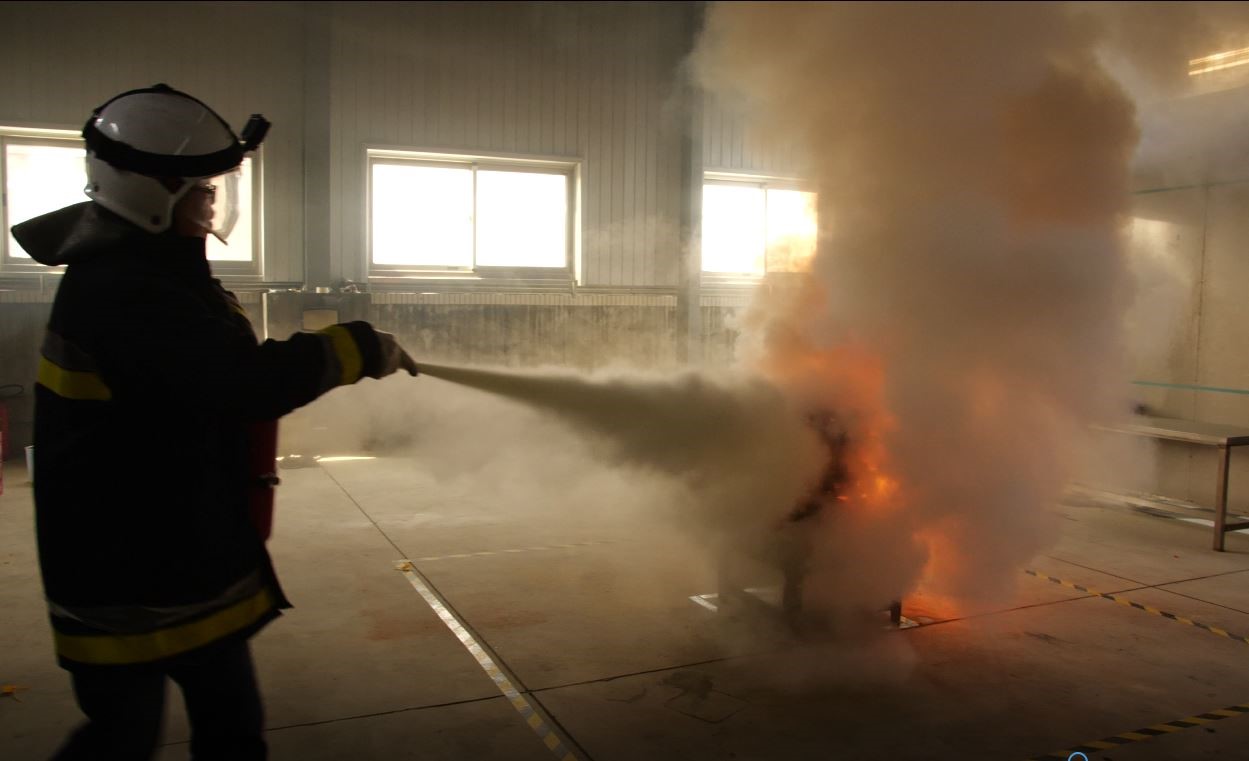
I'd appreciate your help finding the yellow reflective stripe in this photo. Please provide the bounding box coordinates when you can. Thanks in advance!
[319,325,363,386]
[38,356,112,401]
[53,587,275,665]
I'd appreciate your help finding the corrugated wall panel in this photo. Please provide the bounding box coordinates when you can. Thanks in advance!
[328,1,690,288]
[0,2,307,284]
[702,94,802,178]
[0,1,695,290]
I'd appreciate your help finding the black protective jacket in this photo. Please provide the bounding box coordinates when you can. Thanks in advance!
[13,202,385,669]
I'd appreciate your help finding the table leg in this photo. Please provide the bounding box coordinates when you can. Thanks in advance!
[1214,444,1231,552]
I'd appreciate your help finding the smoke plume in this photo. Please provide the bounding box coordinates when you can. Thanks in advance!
[1085,1,1249,101]
[416,362,827,540]
[1084,2,1249,189]
[691,2,1141,609]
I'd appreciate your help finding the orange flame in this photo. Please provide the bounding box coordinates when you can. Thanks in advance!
[910,529,967,619]
[757,332,900,515]
[747,276,966,613]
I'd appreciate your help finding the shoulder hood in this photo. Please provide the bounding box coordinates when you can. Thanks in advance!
[10,202,150,266]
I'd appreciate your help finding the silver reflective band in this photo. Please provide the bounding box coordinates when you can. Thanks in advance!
[48,571,266,635]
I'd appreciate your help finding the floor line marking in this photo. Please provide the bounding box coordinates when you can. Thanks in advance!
[1026,702,1249,760]
[395,560,583,761]
[411,540,616,562]
[689,594,719,612]
[1040,555,1148,587]
[1023,569,1249,646]
[319,469,587,761]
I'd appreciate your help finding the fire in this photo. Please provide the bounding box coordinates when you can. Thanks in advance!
[745,278,902,513]
[792,350,900,514]
[871,474,899,501]
[766,340,899,511]
[911,529,968,619]
[901,588,966,623]
[746,275,968,615]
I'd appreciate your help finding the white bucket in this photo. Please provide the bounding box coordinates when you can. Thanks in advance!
[25,445,34,483]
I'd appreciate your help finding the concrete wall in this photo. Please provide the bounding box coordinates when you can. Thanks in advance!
[370,293,680,370]
[1119,179,1249,512]
[1117,80,1249,510]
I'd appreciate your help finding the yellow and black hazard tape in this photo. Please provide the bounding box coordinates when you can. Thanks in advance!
[1027,703,1249,760]
[1023,569,1249,646]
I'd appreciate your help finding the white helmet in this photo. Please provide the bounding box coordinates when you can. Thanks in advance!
[82,83,269,236]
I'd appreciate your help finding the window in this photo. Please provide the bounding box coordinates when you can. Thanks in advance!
[2,135,86,270]
[368,149,576,276]
[701,175,818,277]
[1,128,261,275]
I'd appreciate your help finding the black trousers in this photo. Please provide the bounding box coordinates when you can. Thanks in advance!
[51,638,266,761]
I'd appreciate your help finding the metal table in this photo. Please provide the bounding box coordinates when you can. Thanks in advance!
[1093,416,1249,551]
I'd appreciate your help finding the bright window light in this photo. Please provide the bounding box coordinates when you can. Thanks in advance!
[1189,46,1249,76]
[368,153,574,272]
[3,136,259,267]
[702,183,766,274]
[765,189,818,273]
[5,142,87,259]
[476,170,567,267]
[371,163,474,267]
[701,181,818,275]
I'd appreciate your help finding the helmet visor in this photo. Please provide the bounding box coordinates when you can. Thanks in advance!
[208,166,242,242]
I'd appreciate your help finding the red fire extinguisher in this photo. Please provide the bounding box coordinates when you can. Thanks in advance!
[247,420,280,541]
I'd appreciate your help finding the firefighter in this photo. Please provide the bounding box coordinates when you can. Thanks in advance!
[779,410,850,628]
[11,84,419,760]
[716,409,849,631]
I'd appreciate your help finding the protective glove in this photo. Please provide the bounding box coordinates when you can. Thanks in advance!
[374,331,419,377]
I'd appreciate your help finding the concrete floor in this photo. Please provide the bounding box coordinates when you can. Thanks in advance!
[4,455,1249,760]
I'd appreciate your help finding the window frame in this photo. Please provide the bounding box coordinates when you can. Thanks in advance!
[366,147,580,283]
[701,171,818,283]
[0,126,264,280]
